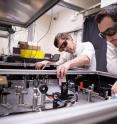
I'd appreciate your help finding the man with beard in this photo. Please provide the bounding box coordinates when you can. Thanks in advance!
[95,3,117,94]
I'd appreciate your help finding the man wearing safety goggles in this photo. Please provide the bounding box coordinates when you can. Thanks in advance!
[35,33,96,79]
[95,3,117,94]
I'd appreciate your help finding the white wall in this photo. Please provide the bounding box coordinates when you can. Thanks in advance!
[0,38,9,55]
[46,7,84,54]
[33,15,53,53]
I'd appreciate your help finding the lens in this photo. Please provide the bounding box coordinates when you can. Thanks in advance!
[59,41,67,52]
[99,28,117,39]
[99,22,117,39]
[104,28,116,36]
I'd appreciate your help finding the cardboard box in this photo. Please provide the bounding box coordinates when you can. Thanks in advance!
[18,41,40,50]
[18,41,28,49]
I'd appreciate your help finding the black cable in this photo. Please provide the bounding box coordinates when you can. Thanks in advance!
[32,9,53,58]
[28,22,36,58]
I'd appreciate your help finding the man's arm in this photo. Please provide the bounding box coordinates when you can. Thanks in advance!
[112,81,117,94]
[66,55,90,69]
[57,55,90,79]
[35,52,70,70]
[35,60,52,70]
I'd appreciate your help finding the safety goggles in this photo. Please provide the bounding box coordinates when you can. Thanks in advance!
[99,23,117,39]
[59,40,68,52]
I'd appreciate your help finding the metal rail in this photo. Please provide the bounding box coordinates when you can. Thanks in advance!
[0,69,117,78]
[0,69,95,75]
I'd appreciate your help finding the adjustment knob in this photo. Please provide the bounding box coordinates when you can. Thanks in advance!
[39,84,48,94]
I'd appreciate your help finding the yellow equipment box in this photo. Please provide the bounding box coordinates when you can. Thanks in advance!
[20,49,45,59]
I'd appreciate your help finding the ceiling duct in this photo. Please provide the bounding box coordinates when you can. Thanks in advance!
[58,0,84,11]
[59,0,101,16]
[59,0,101,11]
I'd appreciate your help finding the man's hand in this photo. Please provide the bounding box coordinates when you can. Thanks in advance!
[111,81,117,94]
[35,60,49,70]
[57,62,70,79]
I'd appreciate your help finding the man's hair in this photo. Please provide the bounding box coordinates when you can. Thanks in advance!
[95,3,117,23]
[54,33,73,48]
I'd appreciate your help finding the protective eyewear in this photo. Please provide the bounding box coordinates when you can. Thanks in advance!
[99,23,117,39]
[59,40,68,52]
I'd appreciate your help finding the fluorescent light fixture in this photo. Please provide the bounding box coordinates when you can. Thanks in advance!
[101,0,117,8]
[0,30,9,38]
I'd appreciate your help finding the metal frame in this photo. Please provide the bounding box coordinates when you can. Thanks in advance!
[0,99,117,124]
[0,69,117,78]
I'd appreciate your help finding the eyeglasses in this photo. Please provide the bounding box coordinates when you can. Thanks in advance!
[59,40,68,52]
[99,23,117,39]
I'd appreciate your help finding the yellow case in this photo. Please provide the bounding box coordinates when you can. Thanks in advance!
[20,49,45,59]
